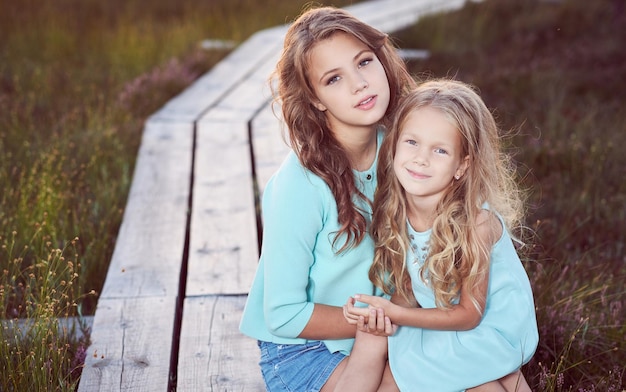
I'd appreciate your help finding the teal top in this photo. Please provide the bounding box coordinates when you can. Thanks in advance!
[388,210,539,391]
[239,131,383,355]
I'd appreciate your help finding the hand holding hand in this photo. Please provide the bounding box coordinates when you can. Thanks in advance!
[353,293,394,312]
[356,306,397,336]
[343,295,397,336]
[343,296,369,325]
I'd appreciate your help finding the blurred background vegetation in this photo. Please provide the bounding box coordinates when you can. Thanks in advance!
[0,0,623,390]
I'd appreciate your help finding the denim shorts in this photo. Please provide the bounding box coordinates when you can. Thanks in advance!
[258,340,346,392]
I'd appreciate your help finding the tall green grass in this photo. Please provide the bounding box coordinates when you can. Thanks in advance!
[1,227,94,391]
[393,0,625,389]
[0,0,356,388]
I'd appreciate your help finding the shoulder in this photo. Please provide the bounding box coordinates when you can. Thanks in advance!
[475,209,502,249]
[273,152,326,187]
[263,151,331,208]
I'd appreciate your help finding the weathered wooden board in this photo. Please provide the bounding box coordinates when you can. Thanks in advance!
[99,120,193,299]
[176,295,265,392]
[249,105,290,196]
[150,26,287,124]
[79,296,176,392]
[185,120,259,296]
[348,0,468,32]
[184,30,282,296]
[79,120,192,390]
[195,45,279,123]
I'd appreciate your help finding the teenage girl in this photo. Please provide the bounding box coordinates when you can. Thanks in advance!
[342,79,539,392]
[239,6,415,392]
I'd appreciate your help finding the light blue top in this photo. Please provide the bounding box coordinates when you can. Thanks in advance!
[388,211,539,391]
[239,131,383,355]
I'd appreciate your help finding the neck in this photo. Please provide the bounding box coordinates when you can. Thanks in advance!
[406,195,438,232]
[339,128,378,171]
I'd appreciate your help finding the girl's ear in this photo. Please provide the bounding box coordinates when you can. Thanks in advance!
[455,155,470,179]
[313,100,327,112]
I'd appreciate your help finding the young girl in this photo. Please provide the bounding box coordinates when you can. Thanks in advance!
[342,79,539,391]
[239,6,415,392]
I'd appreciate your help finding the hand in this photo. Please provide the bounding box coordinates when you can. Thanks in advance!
[356,306,397,337]
[353,293,393,312]
[343,296,370,325]
[343,296,397,336]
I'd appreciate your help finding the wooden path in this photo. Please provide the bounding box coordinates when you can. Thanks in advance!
[78,1,476,390]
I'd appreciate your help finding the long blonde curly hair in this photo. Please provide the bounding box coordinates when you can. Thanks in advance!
[272,6,415,253]
[370,79,524,309]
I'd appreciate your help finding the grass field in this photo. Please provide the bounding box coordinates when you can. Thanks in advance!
[1,0,624,390]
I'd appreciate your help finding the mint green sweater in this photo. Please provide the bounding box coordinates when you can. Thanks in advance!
[239,131,383,355]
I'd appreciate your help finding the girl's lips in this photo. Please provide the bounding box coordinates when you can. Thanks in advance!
[356,95,376,110]
[408,169,429,179]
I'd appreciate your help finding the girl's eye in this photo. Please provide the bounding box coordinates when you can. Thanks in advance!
[434,148,448,155]
[406,139,418,146]
[359,57,373,68]
[326,75,340,85]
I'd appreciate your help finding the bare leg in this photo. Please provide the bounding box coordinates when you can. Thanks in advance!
[499,370,531,392]
[377,362,400,392]
[324,330,388,392]
[321,357,348,392]
[467,370,532,392]
[467,381,506,392]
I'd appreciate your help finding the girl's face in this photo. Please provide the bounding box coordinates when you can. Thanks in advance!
[308,32,390,138]
[393,106,469,205]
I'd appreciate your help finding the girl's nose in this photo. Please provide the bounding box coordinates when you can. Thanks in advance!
[352,75,369,94]
[413,151,428,166]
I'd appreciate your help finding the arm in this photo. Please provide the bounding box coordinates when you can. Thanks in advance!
[343,296,396,336]
[299,304,356,339]
[349,211,499,331]
[348,281,485,331]
[358,283,485,331]
[341,288,417,334]
[261,158,360,340]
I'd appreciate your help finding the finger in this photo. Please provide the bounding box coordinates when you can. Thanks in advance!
[367,308,378,331]
[347,306,370,318]
[345,297,363,315]
[357,315,368,332]
[354,293,373,304]
[384,316,394,335]
[343,305,358,324]
[376,308,386,333]
[344,301,356,317]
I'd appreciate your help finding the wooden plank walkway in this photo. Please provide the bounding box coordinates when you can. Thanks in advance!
[78,1,477,390]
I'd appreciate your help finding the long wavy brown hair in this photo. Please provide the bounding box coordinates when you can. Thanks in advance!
[370,79,524,309]
[272,6,415,253]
